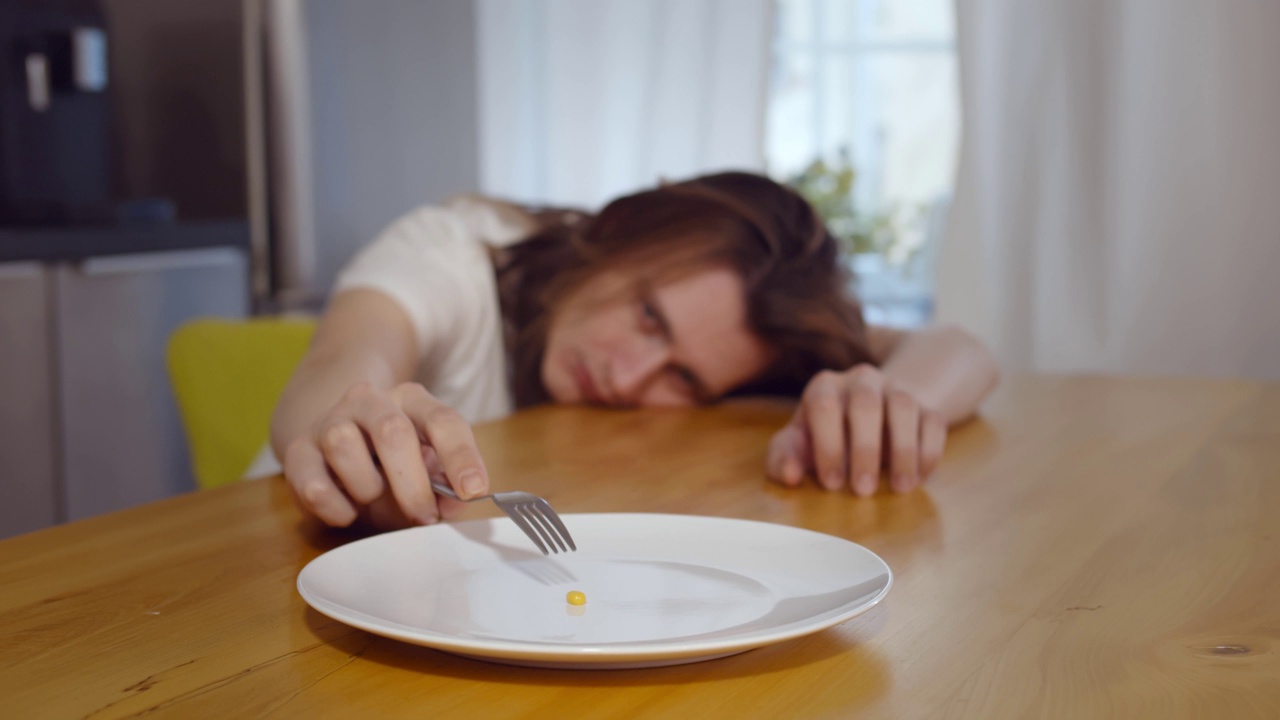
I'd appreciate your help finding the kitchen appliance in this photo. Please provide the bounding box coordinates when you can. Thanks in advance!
[0,0,111,225]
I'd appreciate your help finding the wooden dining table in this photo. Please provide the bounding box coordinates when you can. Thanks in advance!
[2,375,1278,718]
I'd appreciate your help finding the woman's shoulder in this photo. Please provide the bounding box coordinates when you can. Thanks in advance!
[369,196,534,253]
[335,200,517,352]
[442,194,539,247]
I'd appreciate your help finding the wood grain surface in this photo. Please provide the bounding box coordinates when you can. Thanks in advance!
[1,376,1277,718]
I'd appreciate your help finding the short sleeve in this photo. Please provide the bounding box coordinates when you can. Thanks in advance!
[332,206,488,361]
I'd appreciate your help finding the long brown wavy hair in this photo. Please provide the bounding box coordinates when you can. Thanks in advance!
[491,171,874,408]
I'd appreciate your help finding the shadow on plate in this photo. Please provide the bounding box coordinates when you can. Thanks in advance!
[447,521,578,585]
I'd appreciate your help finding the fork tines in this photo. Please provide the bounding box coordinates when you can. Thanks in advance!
[502,496,576,555]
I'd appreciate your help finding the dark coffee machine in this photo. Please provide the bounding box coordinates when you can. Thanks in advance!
[0,0,110,225]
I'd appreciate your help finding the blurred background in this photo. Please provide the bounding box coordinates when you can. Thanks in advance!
[1,0,1277,538]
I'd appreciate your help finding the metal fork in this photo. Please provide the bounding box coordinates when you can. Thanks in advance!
[430,481,577,555]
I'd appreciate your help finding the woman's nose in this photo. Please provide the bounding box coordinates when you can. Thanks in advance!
[609,339,669,404]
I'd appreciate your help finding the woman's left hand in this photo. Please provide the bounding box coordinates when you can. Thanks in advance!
[765,364,948,496]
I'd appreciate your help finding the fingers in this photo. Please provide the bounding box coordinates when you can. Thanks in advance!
[422,445,469,520]
[349,387,438,525]
[284,438,357,526]
[317,415,383,505]
[283,381,493,530]
[919,410,948,480]
[396,384,491,500]
[777,364,946,498]
[361,493,418,531]
[847,368,885,497]
[885,389,920,493]
[802,371,850,491]
[766,421,810,486]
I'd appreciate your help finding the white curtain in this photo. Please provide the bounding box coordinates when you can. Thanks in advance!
[938,0,1280,379]
[476,0,773,209]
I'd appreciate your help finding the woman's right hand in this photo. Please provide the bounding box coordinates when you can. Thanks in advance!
[282,381,491,530]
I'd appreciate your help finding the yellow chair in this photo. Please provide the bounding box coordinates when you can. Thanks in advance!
[167,317,316,489]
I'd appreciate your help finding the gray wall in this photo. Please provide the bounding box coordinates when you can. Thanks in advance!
[304,0,479,294]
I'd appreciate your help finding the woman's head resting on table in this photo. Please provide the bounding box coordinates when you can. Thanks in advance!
[495,171,874,408]
[271,173,999,530]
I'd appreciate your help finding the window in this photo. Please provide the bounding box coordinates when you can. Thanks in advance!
[767,0,959,327]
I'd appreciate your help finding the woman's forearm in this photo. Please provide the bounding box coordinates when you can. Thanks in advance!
[874,325,1000,425]
[269,289,421,458]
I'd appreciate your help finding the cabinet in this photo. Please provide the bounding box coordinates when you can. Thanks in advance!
[56,248,249,521]
[0,263,59,536]
[0,244,248,538]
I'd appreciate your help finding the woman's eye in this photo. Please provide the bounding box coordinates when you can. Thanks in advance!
[640,298,660,326]
[674,366,698,392]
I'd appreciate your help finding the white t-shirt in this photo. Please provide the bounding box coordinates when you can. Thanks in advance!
[243,197,528,479]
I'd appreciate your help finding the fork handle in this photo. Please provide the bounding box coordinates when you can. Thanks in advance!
[430,480,490,502]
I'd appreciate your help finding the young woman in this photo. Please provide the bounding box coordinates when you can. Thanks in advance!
[270,172,999,530]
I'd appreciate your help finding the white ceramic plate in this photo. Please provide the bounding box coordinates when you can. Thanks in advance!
[297,513,891,669]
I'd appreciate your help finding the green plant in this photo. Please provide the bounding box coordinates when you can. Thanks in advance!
[784,150,904,259]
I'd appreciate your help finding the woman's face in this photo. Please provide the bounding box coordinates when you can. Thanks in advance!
[540,265,774,407]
